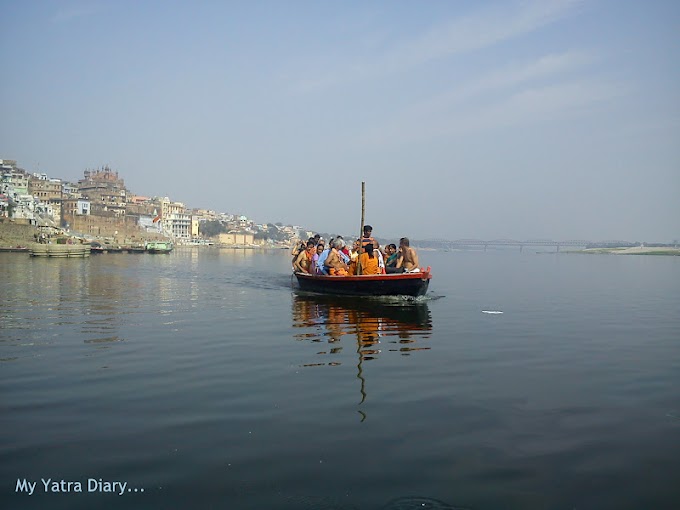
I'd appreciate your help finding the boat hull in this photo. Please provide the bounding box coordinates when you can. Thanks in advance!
[146,242,173,254]
[30,244,90,258]
[294,270,431,297]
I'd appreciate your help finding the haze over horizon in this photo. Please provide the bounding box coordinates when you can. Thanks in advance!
[1,0,678,242]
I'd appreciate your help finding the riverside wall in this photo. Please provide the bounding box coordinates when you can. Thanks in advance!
[0,219,39,247]
[0,215,168,247]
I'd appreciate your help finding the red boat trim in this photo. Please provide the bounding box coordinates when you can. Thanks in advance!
[294,269,432,282]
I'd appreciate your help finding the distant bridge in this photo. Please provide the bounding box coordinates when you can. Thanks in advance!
[419,239,597,252]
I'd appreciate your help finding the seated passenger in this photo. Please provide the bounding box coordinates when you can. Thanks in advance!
[335,235,351,264]
[293,240,316,273]
[324,239,349,276]
[291,240,306,264]
[359,243,381,275]
[373,241,386,274]
[311,243,325,275]
[348,239,360,275]
[384,244,398,267]
[396,237,420,272]
[384,243,404,273]
[316,238,333,275]
[340,239,351,260]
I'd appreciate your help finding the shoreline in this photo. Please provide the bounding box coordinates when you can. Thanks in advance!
[567,247,680,256]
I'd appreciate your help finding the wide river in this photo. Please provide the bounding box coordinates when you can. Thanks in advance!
[1,249,679,509]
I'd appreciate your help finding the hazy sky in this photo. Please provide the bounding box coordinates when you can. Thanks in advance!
[1,0,678,241]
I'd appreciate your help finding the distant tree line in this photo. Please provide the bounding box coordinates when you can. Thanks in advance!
[199,220,227,237]
[254,223,289,242]
[585,242,638,249]
[585,242,678,248]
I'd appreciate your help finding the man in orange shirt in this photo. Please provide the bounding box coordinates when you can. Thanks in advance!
[361,225,376,253]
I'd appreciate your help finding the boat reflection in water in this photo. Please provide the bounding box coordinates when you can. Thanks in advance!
[292,293,433,416]
[293,293,432,421]
[292,293,432,358]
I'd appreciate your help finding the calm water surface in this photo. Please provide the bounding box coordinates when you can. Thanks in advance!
[1,249,679,509]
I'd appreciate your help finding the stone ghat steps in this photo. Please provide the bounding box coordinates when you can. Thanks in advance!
[29,244,91,258]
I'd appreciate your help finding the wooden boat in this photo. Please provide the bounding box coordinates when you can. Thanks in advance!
[294,267,432,297]
[90,242,105,254]
[293,182,432,297]
[146,241,173,254]
[105,243,124,253]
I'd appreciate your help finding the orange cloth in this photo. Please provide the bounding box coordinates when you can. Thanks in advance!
[361,236,376,252]
[330,267,348,276]
[302,248,315,272]
[359,252,380,275]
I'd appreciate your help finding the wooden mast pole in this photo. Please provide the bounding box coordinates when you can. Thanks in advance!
[356,181,367,418]
[357,182,365,275]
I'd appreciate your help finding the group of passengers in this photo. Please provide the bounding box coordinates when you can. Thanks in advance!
[292,225,420,276]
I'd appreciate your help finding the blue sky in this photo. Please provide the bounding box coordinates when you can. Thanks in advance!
[1,0,678,241]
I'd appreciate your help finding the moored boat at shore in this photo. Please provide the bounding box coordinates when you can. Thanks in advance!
[105,243,124,253]
[90,242,105,254]
[294,267,432,297]
[30,244,90,258]
[146,241,173,254]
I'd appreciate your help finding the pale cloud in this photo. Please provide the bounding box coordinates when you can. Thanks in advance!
[359,50,610,145]
[293,0,585,91]
[360,76,623,146]
[397,51,597,119]
[469,51,596,96]
[386,0,584,68]
[462,78,624,131]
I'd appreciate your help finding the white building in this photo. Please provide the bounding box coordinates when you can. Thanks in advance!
[12,194,38,220]
[139,214,163,233]
[166,212,191,238]
[62,182,79,197]
[160,198,191,239]
[1,170,29,195]
[76,200,90,215]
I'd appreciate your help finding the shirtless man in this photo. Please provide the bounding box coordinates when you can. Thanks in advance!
[396,237,419,271]
[324,238,349,276]
[293,240,315,273]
